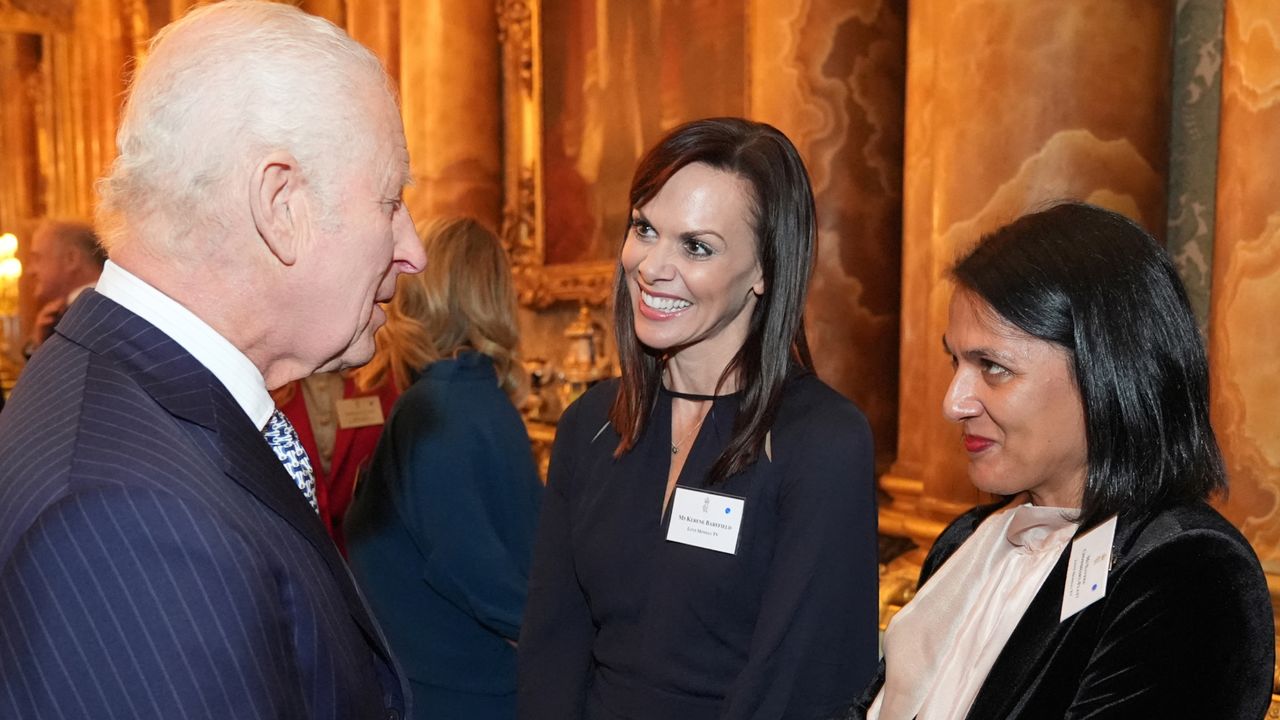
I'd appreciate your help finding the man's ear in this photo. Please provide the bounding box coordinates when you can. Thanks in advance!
[250,151,303,266]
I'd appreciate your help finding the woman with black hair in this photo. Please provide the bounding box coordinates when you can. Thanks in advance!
[518,117,879,719]
[848,202,1274,719]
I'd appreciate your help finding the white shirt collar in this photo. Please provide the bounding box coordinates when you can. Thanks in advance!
[94,260,276,430]
[67,282,96,304]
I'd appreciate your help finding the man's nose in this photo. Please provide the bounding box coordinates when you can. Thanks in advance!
[394,208,426,274]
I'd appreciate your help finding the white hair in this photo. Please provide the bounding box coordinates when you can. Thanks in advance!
[96,0,398,258]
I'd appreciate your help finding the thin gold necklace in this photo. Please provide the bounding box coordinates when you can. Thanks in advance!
[671,404,710,456]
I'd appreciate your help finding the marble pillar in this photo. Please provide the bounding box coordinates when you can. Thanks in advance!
[400,1,502,231]
[1212,0,1280,602]
[883,0,1174,554]
[748,0,907,474]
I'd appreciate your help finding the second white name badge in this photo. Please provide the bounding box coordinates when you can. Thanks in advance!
[665,487,746,555]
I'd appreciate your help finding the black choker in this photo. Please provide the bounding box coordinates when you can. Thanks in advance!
[663,388,724,401]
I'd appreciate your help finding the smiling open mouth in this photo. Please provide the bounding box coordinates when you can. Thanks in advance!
[640,290,691,312]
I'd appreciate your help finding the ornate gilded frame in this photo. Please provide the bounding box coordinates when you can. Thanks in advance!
[496,0,615,310]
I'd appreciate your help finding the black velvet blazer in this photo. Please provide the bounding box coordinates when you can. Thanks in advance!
[842,500,1274,719]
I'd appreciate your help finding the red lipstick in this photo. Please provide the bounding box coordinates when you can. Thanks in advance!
[963,434,995,453]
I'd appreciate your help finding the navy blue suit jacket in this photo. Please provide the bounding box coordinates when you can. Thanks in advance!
[0,291,408,719]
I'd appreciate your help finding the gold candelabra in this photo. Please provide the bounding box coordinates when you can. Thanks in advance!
[520,302,614,424]
[0,232,23,398]
[557,303,612,411]
[0,233,19,315]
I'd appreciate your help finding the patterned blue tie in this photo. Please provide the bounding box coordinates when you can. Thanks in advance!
[263,409,319,513]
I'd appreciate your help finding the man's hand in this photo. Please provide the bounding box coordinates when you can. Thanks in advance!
[25,298,67,357]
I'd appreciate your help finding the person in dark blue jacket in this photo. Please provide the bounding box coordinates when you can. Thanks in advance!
[346,217,543,720]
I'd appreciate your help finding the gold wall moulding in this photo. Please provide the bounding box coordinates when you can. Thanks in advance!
[498,0,616,309]
[497,0,744,309]
[512,261,614,310]
[497,0,615,308]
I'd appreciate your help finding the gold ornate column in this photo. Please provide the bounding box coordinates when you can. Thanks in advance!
[0,30,40,229]
[882,0,1173,560]
[1,0,132,336]
[297,0,344,28]
[748,0,907,474]
[1211,0,1280,698]
[64,0,129,219]
[399,1,502,230]
[346,0,399,82]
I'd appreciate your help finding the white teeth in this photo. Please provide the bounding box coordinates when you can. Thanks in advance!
[641,291,691,312]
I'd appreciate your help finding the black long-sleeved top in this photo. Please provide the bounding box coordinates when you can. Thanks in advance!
[518,372,879,719]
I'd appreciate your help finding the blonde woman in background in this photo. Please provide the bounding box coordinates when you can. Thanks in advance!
[345,217,543,720]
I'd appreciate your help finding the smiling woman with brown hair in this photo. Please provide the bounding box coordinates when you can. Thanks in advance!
[518,118,879,719]
[845,202,1274,720]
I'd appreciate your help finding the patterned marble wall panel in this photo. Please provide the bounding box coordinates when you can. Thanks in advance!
[1211,0,1280,580]
[1166,0,1224,333]
[887,0,1174,546]
[400,1,502,231]
[749,0,906,473]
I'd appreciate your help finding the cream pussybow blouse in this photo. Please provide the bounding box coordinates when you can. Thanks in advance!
[869,500,1078,720]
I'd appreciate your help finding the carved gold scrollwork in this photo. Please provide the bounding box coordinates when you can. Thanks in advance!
[501,164,536,267]
[495,0,532,96]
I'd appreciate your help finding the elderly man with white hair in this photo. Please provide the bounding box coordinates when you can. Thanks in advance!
[0,2,424,718]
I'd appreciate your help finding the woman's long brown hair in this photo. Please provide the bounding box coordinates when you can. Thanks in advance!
[609,118,817,484]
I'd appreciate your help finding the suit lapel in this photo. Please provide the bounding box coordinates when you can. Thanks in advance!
[58,292,393,661]
[212,391,389,655]
[59,291,221,424]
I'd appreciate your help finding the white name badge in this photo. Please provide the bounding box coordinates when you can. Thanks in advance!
[335,396,385,429]
[1060,514,1118,622]
[665,487,745,555]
